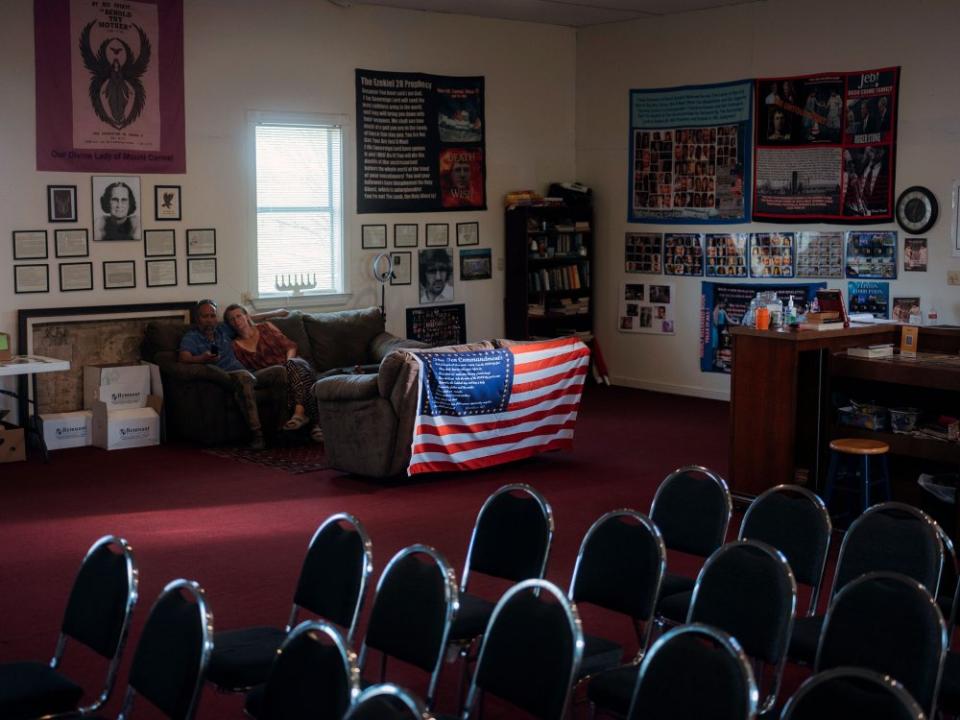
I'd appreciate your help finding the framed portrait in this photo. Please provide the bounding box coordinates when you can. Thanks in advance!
[426,223,449,247]
[394,224,418,248]
[460,248,492,280]
[361,224,387,249]
[389,251,412,285]
[58,262,94,292]
[91,176,141,241]
[55,229,89,258]
[146,259,178,287]
[187,257,217,285]
[456,221,479,246]
[47,185,77,222]
[406,304,467,346]
[13,230,48,260]
[103,260,136,290]
[186,228,216,255]
[144,229,176,257]
[419,247,454,304]
[14,264,49,294]
[154,185,182,221]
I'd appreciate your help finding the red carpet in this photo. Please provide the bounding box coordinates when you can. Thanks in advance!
[0,385,735,718]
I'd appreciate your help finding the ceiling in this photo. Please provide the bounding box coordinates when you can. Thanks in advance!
[332,0,762,27]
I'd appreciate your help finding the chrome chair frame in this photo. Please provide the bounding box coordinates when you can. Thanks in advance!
[344,682,433,720]
[781,666,926,720]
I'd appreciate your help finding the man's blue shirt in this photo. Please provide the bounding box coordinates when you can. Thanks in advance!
[179,324,246,372]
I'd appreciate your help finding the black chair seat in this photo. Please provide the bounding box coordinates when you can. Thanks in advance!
[208,626,287,690]
[244,683,266,719]
[657,589,692,624]
[578,634,624,678]
[938,651,960,713]
[0,662,84,720]
[656,572,695,609]
[586,664,640,716]
[449,592,496,641]
[788,616,823,665]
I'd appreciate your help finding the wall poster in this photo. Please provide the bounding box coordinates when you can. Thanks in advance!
[845,230,897,279]
[848,281,890,318]
[356,69,485,213]
[664,233,704,276]
[753,67,899,223]
[749,232,795,278]
[705,233,748,278]
[34,0,185,173]
[618,282,675,334]
[628,80,752,224]
[625,232,663,274]
[796,231,844,278]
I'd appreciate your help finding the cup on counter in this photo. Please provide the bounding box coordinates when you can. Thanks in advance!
[755,307,770,330]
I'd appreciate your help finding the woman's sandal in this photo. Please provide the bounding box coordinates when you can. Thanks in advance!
[310,425,324,443]
[283,414,309,431]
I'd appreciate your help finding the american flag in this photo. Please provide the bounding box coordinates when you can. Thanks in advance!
[407,337,590,475]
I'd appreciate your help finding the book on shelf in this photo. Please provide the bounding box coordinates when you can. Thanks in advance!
[847,344,894,359]
[796,320,845,331]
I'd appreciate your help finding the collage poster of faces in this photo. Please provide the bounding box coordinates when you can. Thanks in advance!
[795,232,844,278]
[705,233,748,278]
[625,233,663,274]
[749,232,795,278]
[619,282,675,334]
[664,233,704,276]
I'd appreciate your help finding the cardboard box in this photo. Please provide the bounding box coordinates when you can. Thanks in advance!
[41,411,93,450]
[83,363,152,411]
[0,422,25,463]
[92,396,162,451]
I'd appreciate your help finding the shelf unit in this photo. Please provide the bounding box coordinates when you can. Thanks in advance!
[504,203,593,340]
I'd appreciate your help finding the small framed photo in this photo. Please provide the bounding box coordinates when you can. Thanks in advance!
[55,229,89,258]
[187,257,217,285]
[146,259,178,287]
[92,176,141,241]
[394,224,418,248]
[186,228,216,255]
[154,185,182,221]
[144,229,176,257]
[48,185,78,222]
[460,248,492,280]
[362,224,387,249]
[426,223,449,247]
[456,221,479,246]
[13,230,48,260]
[59,262,94,292]
[389,251,412,285]
[14,264,49,294]
[102,260,136,290]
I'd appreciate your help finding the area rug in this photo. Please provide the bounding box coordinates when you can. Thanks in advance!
[203,443,329,473]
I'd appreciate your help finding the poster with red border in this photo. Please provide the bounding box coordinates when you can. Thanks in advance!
[35,0,185,173]
[752,67,898,223]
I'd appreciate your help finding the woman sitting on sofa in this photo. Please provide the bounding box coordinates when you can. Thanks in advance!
[223,304,323,442]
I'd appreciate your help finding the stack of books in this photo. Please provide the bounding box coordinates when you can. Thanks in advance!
[847,343,894,359]
[796,311,844,331]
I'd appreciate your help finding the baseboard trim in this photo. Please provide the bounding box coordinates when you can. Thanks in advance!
[609,375,730,402]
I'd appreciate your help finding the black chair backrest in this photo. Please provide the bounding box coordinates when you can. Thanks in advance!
[125,579,213,720]
[461,483,553,588]
[291,512,373,644]
[359,545,457,708]
[781,666,925,720]
[467,579,583,720]
[738,484,831,615]
[626,623,758,720]
[816,571,947,717]
[832,502,943,598]
[650,465,731,558]
[344,683,430,720]
[260,620,358,720]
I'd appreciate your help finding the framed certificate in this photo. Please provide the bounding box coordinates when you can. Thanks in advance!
[59,262,94,292]
[55,229,89,258]
[13,230,48,260]
[394,224,418,248]
[103,260,136,290]
[426,223,449,247]
[456,221,479,246]
[186,228,216,255]
[144,229,176,257]
[187,257,217,285]
[362,224,387,249]
[146,259,178,287]
[14,264,50,294]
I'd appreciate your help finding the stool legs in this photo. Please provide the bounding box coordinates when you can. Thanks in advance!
[824,450,841,508]
[862,455,871,514]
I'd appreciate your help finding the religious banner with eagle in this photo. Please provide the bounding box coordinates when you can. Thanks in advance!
[35,0,185,173]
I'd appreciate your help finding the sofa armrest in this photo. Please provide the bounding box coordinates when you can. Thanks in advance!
[369,332,429,362]
[314,373,381,402]
[160,361,237,390]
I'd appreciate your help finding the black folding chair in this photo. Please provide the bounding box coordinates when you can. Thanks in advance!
[207,512,373,691]
[781,666,925,720]
[243,620,359,720]
[358,544,458,711]
[0,535,138,720]
[815,571,947,718]
[344,683,432,720]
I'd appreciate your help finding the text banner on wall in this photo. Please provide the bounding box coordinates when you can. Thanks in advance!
[35,0,185,173]
[752,67,899,223]
[628,80,752,224]
[700,281,825,374]
[356,69,486,213]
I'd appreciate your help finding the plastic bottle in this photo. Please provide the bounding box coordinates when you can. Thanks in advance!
[786,295,797,324]
[927,304,939,326]
[769,297,784,329]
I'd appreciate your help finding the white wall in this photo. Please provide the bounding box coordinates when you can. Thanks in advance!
[0,0,576,350]
[577,0,960,400]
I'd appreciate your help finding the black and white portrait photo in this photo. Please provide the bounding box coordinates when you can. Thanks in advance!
[419,247,454,304]
[92,176,141,241]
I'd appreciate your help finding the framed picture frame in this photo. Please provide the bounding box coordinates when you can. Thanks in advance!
[102,260,136,290]
[55,229,89,258]
[186,228,216,255]
[146,259,178,287]
[456,221,480,246]
[394,224,418,248]
[13,230,48,260]
[91,176,141,241]
[58,262,94,292]
[426,223,449,247]
[144,229,176,257]
[14,264,50,294]
[47,185,78,222]
[389,251,412,285]
[361,224,387,249]
[154,185,182,221]
[406,304,466,346]
[460,248,492,280]
[187,257,217,285]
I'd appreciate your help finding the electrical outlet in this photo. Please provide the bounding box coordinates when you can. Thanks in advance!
[496,256,505,271]
[949,271,960,286]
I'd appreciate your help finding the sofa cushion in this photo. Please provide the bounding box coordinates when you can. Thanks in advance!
[269,311,311,361]
[143,321,189,359]
[303,308,385,372]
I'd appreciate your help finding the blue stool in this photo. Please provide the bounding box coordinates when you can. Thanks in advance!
[823,438,891,522]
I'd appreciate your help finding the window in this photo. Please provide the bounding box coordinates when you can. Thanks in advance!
[253,118,344,300]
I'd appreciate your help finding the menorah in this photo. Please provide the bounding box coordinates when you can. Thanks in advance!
[274,273,317,296]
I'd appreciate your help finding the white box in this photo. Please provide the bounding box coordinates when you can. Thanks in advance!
[92,397,161,450]
[41,411,93,450]
[83,363,151,411]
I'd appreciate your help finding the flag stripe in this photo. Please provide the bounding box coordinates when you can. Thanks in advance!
[410,434,576,473]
